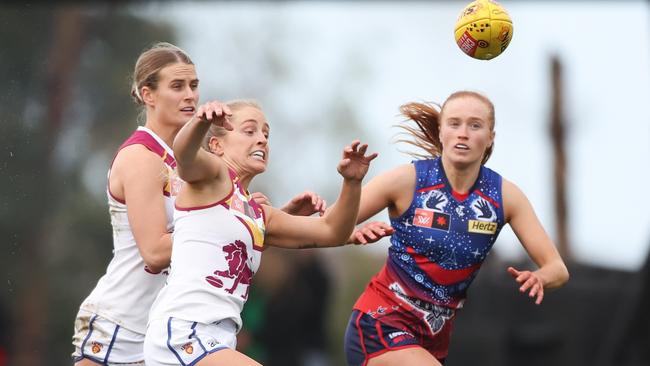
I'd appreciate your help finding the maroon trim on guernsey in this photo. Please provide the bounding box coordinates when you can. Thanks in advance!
[234,216,264,252]
[107,129,176,203]
[416,183,445,193]
[474,189,500,208]
[175,180,235,212]
[108,188,126,205]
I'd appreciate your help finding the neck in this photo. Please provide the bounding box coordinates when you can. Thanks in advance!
[223,160,254,190]
[144,118,181,148]
[440,156,482,193]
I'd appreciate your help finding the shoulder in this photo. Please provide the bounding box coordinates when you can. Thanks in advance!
[113,144,165,177]
[370,163,415,186]
[502,178,529,221]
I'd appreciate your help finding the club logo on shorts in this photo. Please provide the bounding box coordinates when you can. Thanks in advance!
[181,342,194,354]
[91,341,102,354]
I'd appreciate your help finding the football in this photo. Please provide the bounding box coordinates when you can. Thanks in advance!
[454,0,513,60]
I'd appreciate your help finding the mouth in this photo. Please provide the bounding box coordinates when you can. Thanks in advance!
[180,106,195,114]
[454,143,470,151]
[250,150,266,162]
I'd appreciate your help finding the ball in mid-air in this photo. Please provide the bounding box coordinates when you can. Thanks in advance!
[454,0,513,60]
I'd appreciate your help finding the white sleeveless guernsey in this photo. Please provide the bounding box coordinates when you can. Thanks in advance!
[148,168,265,331]
[79,126,182,334]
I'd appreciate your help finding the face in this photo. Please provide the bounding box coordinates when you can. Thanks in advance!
[143,62,199,127]
[213,106,270,177]
[439,96,495,166]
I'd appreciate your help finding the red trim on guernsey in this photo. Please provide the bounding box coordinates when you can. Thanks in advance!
[405,246,480,285]
[417,183,445,193]
[451,190,469,201]
[474,189,500,208]
[175,181,235,212]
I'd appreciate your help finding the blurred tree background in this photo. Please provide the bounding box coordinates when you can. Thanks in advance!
[0,3,177,365]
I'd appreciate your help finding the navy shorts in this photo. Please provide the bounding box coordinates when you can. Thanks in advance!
[344,310,446,366]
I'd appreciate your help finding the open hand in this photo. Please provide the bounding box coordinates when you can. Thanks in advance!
[337,140,378,181]
[196,101,233,130]
[350,221,395,245]
[507,266,545,305]
[280,191,327,216]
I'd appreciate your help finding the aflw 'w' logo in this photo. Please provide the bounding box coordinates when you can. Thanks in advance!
[205,240,252,299]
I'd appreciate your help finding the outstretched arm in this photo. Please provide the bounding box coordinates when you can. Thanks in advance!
[264,141,377,248]
[504,179,570,305]
[173,101,233,183]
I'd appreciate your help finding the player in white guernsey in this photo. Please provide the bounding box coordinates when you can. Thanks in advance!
[70,45,329,366]
[71,42,197,366]
[144,99,377,366]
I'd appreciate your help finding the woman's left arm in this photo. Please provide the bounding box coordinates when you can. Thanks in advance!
[264,141,377,248]
[503,178,570,304]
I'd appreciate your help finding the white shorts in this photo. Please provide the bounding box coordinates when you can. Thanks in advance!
[144,317,237,366]
[71,309,145,365]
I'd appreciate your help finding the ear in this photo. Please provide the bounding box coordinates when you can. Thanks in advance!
[141,86,155,107]
[209,136,225,156]
[489,130,496,148]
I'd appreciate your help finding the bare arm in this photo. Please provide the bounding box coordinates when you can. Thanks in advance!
[504,178,570,304]
[356,163,416,223]
[264,141,377,248]
[112,145,172,273]
[173,101,233,184]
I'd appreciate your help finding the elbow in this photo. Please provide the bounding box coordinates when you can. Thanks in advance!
[559,263,570,286]
[142,252,170,274]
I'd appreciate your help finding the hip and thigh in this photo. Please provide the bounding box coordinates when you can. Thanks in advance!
[71,309,145,366]
[145,316,260,366]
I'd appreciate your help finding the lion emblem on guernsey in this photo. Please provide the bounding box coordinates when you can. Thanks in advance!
[205,240,252,299]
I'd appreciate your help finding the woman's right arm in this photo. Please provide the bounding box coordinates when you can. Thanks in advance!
[173,101,233,183]
[111,146,172,273]
[356,163,416,223]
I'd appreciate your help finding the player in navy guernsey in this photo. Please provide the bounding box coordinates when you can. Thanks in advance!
[344,91,570,366]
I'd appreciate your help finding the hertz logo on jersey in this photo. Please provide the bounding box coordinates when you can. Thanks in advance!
[468,220,497,234]
[414,208,450,231]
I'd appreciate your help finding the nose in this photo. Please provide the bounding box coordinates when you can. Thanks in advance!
[183,85,197,101]
[257,132,268,145]
[457,123,469,139]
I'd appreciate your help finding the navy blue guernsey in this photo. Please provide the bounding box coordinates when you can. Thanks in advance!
[383,157,506,309]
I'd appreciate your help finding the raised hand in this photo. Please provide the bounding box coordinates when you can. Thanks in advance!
[507,266,545,305]
[195,100,233,130]
[350,221,395,245]
[337,140,378,181]
[280,191,327,217]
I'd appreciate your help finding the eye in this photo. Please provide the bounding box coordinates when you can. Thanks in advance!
[190,81,199,90]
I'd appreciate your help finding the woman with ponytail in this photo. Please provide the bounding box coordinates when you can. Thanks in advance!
[344,91,569,366]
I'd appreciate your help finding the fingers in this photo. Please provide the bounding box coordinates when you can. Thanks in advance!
[250,192,271,206]
[196,101,233,130]
[508,267,545,305]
